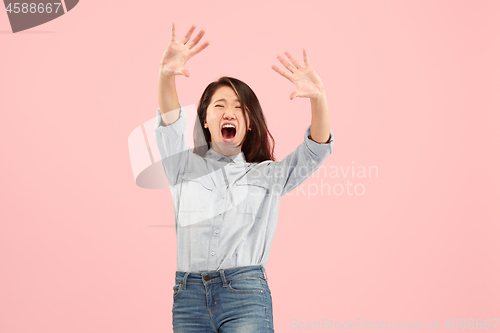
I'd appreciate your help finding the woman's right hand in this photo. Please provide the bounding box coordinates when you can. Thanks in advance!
[160,23,210,78]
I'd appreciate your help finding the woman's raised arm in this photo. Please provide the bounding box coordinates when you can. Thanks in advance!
[158,23,210,125]
[271,49,331,144]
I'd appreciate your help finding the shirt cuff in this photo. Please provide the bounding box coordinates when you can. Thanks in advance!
[154,103,186,137]
[304,125,334,157]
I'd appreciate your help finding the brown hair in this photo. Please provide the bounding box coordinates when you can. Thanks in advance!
[193,77,275,163]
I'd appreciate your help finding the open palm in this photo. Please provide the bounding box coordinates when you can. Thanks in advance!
[160,23,210,77]
[272,49,325,100]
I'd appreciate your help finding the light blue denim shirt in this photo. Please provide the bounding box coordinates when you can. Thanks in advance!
[154,104,334,273]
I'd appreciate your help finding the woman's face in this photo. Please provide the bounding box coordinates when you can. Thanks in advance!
[204,86,251,156]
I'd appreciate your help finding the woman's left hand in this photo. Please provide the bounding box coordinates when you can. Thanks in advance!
[272,48,325,100]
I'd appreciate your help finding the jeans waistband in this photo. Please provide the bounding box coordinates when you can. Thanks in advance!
[175,265,267,289]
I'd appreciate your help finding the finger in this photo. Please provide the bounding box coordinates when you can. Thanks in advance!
[271,64,293,81]
[180,24,196,44]
[284,51,302,69]
[290,91,298,100]
[187,28,206,49]
[182,68,190,77]
[190,40,210,56]
[171,22,176,42]
[277,54,295,73]
[303,48,310,67]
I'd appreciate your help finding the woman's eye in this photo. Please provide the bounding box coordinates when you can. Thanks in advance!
[235,106,242,109]
[215,105,223,107]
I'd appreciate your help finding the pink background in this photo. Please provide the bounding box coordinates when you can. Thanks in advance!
[1,0,499,332]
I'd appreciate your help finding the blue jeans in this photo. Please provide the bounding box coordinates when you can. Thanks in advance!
[172,265,274,333]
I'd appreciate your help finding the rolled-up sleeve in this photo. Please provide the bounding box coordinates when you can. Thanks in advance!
[154,104,191,187]
[274,125,334,196]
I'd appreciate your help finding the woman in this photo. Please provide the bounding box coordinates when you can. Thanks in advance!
[155,23,334,333]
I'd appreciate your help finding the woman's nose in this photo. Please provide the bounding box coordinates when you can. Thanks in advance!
[223,110,236,119]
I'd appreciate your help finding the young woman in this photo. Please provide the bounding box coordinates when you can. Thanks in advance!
[155,23,334,333]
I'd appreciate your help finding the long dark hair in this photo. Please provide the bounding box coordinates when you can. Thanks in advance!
[193,77,275,163]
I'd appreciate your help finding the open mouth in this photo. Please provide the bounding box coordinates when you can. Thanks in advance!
[221,123,236,142]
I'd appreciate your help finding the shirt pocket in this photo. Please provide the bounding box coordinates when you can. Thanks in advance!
[179,175,215,212]
[235,178,269,219]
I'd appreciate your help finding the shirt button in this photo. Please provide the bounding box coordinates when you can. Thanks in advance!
[222,195,225,199]
[211,252,215,256]
[215,230,219,235]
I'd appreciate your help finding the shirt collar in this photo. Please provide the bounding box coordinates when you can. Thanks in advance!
[205,147,246,164]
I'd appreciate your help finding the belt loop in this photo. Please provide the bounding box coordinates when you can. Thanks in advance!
[260,266,268,281]
[220,269,227,287]
[182,272,189,290]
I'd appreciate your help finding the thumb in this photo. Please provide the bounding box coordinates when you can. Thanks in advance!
[290,91,298,100]
[182,68,190,77]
